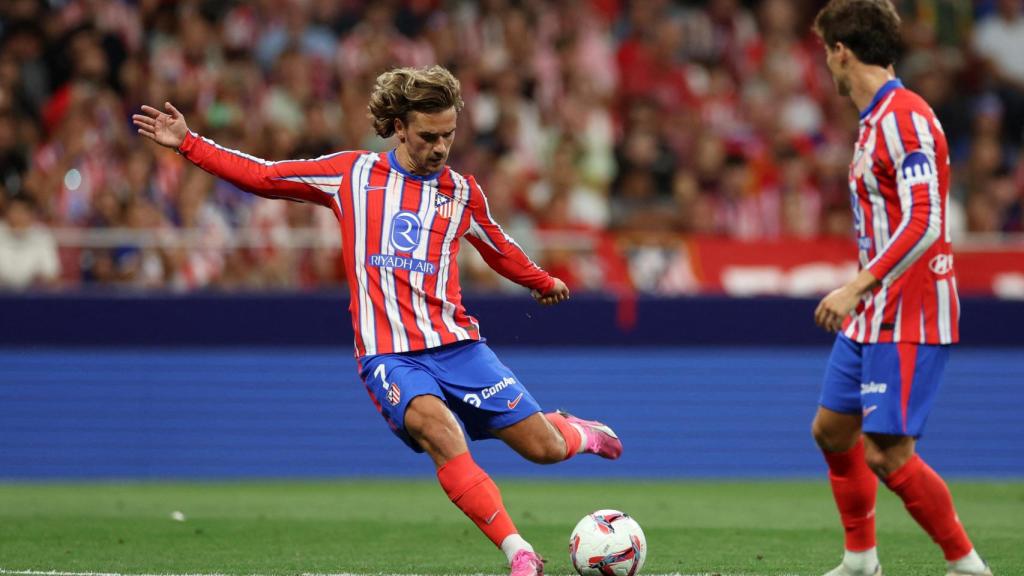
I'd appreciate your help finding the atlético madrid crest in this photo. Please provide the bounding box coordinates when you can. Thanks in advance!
[386,383,401,406]
[434,193,454,219]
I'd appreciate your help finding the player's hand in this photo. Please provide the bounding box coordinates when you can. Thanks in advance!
[133,102,188,149]
[814,284,862,333]
[531,278,570,307]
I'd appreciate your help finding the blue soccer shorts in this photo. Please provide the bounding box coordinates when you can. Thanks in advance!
[819,333,950,438]
[357,340,542,452]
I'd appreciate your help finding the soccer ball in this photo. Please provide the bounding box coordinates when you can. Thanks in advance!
[569,509,647,576]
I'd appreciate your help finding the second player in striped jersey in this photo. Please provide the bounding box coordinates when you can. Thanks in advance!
[810,2,989,576]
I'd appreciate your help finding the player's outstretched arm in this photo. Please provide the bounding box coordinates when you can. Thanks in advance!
[531,278,570,307]
[133,102,343,208]
[132,102,188,149]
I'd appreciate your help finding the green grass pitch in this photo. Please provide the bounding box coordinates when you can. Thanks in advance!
[1,480,1021,575]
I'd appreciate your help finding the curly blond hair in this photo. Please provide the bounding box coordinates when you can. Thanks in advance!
[368,65,465,138]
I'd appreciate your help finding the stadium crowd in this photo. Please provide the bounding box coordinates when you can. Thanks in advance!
[0,0,1022,292]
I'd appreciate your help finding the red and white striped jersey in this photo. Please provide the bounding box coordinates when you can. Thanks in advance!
[178,132,555,357]
[844,79,959,345]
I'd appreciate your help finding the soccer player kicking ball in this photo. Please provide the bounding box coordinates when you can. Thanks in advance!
[811,2,991,576]
[133,65,621,576]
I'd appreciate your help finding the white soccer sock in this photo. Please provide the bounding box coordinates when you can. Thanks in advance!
[843,547,879,573]
[500,534,534,563]
[948,549,987,573]
[570,422,588,454]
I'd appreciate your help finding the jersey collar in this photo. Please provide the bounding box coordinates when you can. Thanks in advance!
[860,78,903,121]
[387,148,444,182]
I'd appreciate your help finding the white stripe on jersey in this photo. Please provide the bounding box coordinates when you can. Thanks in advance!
[351,153,378,355]
[937,278,952,344]
[410,180,441,348]
[952,276,961,324]
[379,171,410,352]
[863,128,890,258]
[468,217,499,252]
[436,172,471,341]
[279,175,344,199]
[868,285,888,342]
[893,298,903,342]
[868,92,897,125]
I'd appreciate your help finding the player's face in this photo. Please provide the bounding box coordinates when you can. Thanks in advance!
[824,43,852,98]
[395,108,457,175]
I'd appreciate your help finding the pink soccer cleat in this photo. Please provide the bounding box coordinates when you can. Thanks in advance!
[509,549,544,576]
[558,410,623,460]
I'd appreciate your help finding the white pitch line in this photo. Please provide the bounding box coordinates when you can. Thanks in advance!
[0,565,770,569]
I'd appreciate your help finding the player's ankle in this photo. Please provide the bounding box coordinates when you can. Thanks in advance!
[568,422,589,454]
[843,547,879,572]
[500,534,534,564]
[948,549,986,572]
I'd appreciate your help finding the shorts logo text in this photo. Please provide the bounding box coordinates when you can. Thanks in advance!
[482,376,516,399]
[861,381,888,394]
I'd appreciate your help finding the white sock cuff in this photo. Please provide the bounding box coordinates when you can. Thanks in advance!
[569,422,588,454]
[500,533,533,564]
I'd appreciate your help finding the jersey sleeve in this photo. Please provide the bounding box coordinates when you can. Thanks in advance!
[866,109,943,283]
[177,131,351,208]
[463,176,555,293]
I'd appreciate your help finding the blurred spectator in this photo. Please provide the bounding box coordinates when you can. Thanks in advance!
[972,0,1024,147]
[0,196,61,289]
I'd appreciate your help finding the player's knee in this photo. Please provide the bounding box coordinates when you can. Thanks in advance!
[863,447,895,477]
[863,440,913,478]
[811,418,856,452]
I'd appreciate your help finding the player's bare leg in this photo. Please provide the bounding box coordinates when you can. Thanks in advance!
[493,413,567,464]
[812,407,881,576]
[866,434,991,576]
[496,411,622,463]
[404,395,543,575]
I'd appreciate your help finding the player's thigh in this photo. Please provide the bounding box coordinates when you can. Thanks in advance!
[492,412,564,463]
[403,395,469,467]
[360,354,452,453]
[861,341,949,438]
[430,341,542,442]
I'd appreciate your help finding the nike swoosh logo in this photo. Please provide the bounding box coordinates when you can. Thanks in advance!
[863,405,878,417]
[507,392,524,410]
[484,510,500,525]
[364,185,387,192]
